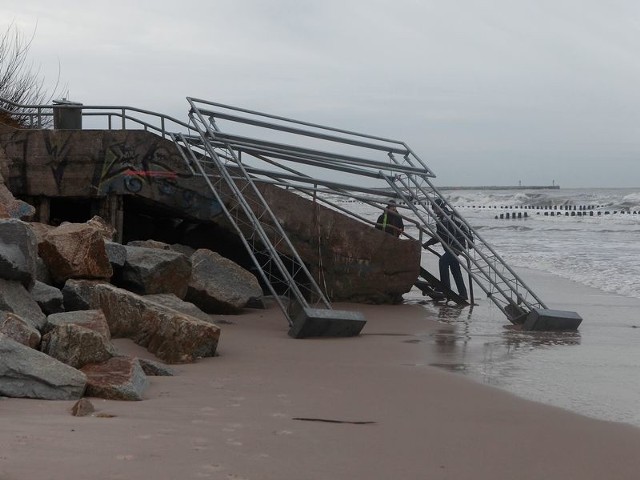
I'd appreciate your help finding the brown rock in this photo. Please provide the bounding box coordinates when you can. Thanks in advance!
[38,222,113,284]
[81,356,148,401]
[41,323,116,369]
[0,312,41,348]
[27,222,55,245]
[46,309,111,340]
[70,398,95,417]
[88,283,220,364]
[86,216,116,241]
[0,183,35,220]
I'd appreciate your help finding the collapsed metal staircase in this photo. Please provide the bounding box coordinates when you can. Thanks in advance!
[171,98,581,330]
[1,95,581,331]
[170,100,368,338]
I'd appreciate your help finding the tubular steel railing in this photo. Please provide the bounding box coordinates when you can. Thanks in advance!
[0,96,549,321]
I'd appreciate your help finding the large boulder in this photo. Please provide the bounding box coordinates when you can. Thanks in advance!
[0,333,87,400]
[81,356,148,401]
[0,219,38,289]
[27,222,55,244]
[0,278,46,331]
[113,245,191,299]
[144,293,213,323]
[0,312,41,348]
[61,279,106,311]
[38,222,113,284]
[35,256,53,284]
[186,249,263,313]
[87,282,220,364]
[104,241,127,268]
[41,323,116,369]
[46,309,111,339]
[31,281,64,315]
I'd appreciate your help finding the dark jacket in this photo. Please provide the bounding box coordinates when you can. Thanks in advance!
[424,214,471,254]
[376,210,404,237]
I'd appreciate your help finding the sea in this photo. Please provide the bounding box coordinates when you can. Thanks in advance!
[336,187,640,428]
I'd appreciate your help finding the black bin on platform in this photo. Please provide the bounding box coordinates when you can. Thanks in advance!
[53,99,83,129]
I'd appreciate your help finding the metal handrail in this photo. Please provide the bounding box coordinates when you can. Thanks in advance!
[0,96,564,323]
[0,97,193,138]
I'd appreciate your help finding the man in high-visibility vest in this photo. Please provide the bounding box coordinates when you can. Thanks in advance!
[375,200,404,237]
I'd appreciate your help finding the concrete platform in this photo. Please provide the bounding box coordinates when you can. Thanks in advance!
[522,308,583,331]
[288,307,366,339]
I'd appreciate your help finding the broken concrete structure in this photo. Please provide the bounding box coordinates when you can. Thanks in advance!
[0,123,420,304]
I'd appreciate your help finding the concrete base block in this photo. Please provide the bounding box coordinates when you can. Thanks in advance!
[288,308,366,339]
[523,308,583,331]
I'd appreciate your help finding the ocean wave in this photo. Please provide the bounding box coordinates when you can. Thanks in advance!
[477,225,534,232]
[446,187,640,209]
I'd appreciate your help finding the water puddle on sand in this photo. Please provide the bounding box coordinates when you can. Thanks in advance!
[405,297,640,427]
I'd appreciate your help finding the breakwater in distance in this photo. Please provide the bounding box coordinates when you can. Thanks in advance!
[456,204,640,218]
[439,185,560,190]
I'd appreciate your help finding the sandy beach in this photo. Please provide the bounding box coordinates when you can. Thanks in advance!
[2,271,640,480]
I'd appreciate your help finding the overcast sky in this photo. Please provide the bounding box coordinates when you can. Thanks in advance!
[2,0,639,188]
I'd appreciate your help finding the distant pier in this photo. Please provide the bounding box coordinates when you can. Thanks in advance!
[438,185,560,191]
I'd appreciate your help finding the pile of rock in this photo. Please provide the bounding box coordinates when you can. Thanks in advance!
[0,198,263,402]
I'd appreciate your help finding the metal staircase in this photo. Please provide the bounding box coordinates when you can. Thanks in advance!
[169,101,366,338]
[172,98,580,329]
[1,96,581,330]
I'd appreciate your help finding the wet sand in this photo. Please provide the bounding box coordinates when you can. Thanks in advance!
[407,266,640,427]
[2,279,640,479]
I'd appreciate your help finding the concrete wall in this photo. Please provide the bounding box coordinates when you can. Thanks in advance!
[0,126,420,304]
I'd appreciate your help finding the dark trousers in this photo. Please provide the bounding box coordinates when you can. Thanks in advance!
[439,251,468,299]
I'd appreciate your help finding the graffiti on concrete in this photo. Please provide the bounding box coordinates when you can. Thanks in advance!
[94,134,222,220]
[44,133,72,193]
[3,129,223,221]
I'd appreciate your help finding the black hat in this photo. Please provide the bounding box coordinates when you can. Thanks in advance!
[386,199,397,208]
[432,198,449,215]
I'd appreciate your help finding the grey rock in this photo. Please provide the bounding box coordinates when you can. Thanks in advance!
[0,278,46,330]
[138,357,175,376]
[0,219,38,290]
[31,281,64,315]
[145,293,212,322]
[0,333,86,400]
[35,256,53,284]
[114,245,192,299]
[186,249,263,313]
[104,241,127,268]
[61,279,106,311]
